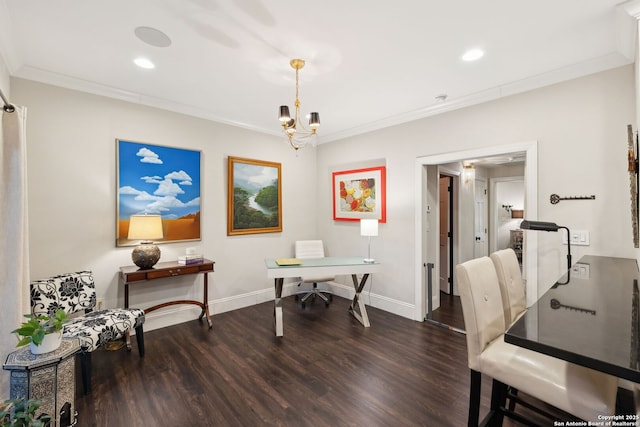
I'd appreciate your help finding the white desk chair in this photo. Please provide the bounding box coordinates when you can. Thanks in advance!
[294,240,334,307]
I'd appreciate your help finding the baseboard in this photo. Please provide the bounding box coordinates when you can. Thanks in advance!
[142,281,416,332]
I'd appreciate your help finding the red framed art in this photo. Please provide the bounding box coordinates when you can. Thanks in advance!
[332,166,386,222]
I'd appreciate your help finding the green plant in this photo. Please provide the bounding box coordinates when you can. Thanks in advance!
[0,398,50,427]
[11,310,67,347]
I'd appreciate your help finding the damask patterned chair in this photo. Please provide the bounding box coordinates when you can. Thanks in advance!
[30,270,145,394]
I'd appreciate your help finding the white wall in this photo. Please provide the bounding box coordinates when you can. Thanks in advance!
[316,65,636,317]
[5,65,637,333]
[11,78,319,331]
[0,54,8,97]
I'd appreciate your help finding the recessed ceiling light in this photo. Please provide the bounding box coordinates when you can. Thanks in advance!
[134,57,155,69]
[134,26,172,48]
[462,48,484,62]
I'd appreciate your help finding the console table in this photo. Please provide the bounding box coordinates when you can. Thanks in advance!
[4,338,80,427]
[119,259,215,328]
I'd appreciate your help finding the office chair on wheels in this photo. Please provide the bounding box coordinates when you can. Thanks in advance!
[294,240,334,307]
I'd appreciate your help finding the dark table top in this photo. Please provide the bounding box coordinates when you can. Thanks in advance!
[505,255,640,382]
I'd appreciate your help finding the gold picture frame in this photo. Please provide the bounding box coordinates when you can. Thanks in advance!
[227,156,282,235]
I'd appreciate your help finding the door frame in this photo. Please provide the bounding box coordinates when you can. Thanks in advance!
[414,141,539,321]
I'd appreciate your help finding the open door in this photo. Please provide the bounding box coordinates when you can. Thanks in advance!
[474,178,488,258]
[439,175,453,294]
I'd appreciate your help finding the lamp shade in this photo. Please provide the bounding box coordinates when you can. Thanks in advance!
[278,105,290,122]
[309,112,320,129]
[128,215,163,241]
[462,164,475,183]
[360,219,379,237]
[519,219,559,232]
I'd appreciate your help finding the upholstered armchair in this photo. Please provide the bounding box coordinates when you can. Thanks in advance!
[30,271,145,394]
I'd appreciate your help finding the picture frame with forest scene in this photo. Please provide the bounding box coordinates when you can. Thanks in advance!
[227,156,282,235]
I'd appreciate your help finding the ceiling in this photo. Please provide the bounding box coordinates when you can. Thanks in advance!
[0,0,636,144]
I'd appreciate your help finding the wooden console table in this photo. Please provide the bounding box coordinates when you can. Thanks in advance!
[119,259,215,328]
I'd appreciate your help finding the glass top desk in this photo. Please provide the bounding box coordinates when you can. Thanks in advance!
[265,257,381,337]
[505,255,640,382]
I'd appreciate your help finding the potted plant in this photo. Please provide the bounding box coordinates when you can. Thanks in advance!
[0,398,50,426]
[12,310,68,354]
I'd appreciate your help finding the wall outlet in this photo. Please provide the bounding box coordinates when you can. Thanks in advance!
[571,262,590,279]
[562,229,590,246]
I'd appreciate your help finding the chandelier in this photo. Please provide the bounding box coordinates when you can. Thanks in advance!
[278,58,320,151]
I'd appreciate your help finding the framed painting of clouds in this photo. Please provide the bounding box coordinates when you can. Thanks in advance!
[116,139,201,246]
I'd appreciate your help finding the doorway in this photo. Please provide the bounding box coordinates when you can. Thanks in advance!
[439,175,453,295]
[415,141,539,323]
[427,172,464,332]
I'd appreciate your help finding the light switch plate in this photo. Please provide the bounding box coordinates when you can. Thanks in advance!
[562,229,590,246]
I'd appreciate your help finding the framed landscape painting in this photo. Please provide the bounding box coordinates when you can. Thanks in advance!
[116,139,201,246]
[332,166,386,222]
[227,156,282,235]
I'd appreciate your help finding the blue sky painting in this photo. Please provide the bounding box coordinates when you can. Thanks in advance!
[117,140,201,221]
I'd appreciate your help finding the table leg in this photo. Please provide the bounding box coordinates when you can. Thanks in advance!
[274,278,284,337]
[123,279,132,349]
[348,273,371,327]
[198,272,213,328]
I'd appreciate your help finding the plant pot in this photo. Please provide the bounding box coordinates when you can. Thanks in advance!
[29,331,62,354]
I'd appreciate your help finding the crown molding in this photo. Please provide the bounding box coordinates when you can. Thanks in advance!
[319,52,631,143]
[9,49,632,146]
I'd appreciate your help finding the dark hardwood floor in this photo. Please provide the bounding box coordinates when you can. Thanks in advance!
[428,291,465,332]
[74,296,629,426]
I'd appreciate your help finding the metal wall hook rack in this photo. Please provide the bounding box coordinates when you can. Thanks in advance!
[550,298,596,315]
[549,194,596,205]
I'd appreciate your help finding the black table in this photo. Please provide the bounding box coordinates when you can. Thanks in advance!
[505,255,640,382]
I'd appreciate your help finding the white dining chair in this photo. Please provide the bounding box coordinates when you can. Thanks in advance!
[456,256,618,426]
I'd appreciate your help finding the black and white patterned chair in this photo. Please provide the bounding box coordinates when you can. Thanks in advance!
[30,270,145,394]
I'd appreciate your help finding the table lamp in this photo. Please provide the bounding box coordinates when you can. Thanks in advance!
[519,219,571,271]
[361,219,378,263]
[128,214,164,269]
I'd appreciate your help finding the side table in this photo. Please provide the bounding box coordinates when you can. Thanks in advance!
[3,338,80,427]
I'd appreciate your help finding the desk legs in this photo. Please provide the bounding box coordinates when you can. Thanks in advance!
[274,278,284,337]
[273,273,370,337]
[348,273,371,327]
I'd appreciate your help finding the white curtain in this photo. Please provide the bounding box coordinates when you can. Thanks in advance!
[0,105,29,398]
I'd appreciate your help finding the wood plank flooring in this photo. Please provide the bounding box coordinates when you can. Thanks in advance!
[428,291,465,332]
[74,296,628,426]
